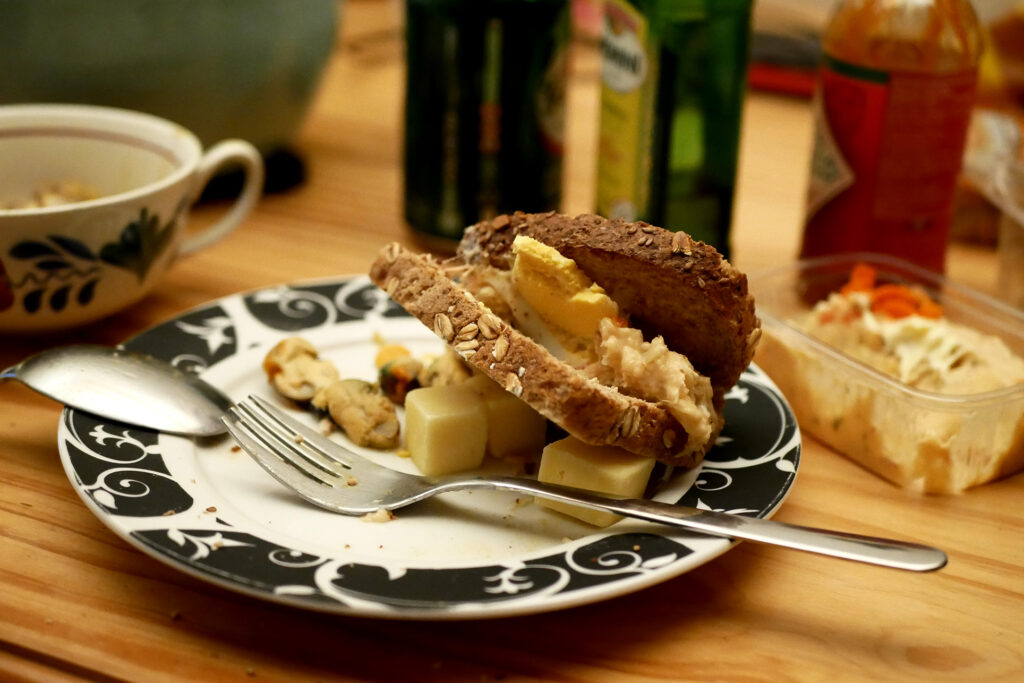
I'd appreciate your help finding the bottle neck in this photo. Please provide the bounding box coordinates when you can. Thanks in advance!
[822,0,982,74]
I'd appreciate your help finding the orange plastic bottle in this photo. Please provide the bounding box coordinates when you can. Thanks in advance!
[800,0,983,273]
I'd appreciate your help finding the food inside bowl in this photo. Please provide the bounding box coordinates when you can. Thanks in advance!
[1,180,99,210]
[753,257,1024,494]
[803,263,1024,394]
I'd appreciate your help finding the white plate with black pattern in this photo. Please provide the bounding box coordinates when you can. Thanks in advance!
[58,276,801,620]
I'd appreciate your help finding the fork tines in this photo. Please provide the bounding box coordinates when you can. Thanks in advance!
[225,395,353,491]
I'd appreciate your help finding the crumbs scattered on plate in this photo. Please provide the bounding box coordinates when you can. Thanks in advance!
[360,508,396,523]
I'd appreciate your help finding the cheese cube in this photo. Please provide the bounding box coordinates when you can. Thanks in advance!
[465,374,546,460]
[404,385,487,475]
[537,436,656,527]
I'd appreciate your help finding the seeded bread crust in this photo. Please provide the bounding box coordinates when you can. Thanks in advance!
[369,242,705,468]
[459,212,761,407]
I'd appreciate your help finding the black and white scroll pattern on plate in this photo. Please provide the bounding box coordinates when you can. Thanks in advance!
[58,276,800,619]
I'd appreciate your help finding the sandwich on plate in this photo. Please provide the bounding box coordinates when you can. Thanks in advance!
[369,211,760,473]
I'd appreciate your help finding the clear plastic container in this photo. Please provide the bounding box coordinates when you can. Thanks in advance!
[748,253,1024,494]
[995,158,1024,310]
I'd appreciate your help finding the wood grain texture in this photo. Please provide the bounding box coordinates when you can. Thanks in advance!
[1,1,1020,680]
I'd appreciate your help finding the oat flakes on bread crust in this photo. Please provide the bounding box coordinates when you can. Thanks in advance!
[459,211,761,407]
[369,242,708,468]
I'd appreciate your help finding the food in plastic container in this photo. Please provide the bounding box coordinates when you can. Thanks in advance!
[749,254,1024,493]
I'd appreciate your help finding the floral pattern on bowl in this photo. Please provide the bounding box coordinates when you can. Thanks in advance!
[2,205,180,315]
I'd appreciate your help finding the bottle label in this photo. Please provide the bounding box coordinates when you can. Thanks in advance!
[601,5,648,94]
[596,0,653,221]
[805,57,891,224]
[802,55,977,271]
[806,88,855,218]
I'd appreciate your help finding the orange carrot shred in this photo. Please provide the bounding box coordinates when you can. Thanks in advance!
[917,297,943,319]
[840,263,876,294]
[839,263,943,319]
[871,295,916,318]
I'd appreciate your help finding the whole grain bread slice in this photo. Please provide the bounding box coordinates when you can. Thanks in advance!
[370,241,709,468]
[458,212,761,407]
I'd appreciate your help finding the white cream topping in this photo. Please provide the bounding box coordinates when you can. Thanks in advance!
[817,292,968,384]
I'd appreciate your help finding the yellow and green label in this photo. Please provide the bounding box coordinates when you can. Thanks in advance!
[597,0,656,221]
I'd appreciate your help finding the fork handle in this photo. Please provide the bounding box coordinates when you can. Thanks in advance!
[440,476,946,572]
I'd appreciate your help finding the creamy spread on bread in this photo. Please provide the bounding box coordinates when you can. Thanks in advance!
[594,320,715,455]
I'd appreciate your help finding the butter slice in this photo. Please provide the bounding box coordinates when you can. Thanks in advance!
[511,235,619,339]
[465,374,546,460]
[537,436,655,527]
[404,385,487,476]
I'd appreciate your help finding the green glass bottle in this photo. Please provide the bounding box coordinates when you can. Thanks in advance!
[403,0,568,249]
[597,0,754,257]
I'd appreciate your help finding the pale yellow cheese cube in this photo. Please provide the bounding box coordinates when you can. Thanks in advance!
[537,436,656,527]
[465,374,546,460]
[404,385,487,476]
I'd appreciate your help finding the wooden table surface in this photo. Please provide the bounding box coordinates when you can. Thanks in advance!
[2,1,1021,680]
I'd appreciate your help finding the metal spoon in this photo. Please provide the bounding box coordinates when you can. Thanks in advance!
[1,344,233,436]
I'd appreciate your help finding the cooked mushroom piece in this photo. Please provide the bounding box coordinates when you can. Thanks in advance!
[262,337,340,402]
[312,379,400,449]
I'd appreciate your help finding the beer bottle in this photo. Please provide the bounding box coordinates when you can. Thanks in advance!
[403,0,568,249]
[597,0,754,257]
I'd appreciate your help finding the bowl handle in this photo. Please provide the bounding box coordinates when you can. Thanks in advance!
[178,139,264,256]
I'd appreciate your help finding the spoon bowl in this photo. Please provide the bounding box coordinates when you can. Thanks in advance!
[2,345,233,436]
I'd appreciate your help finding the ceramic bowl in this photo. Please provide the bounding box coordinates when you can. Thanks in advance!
[0,103,264,333]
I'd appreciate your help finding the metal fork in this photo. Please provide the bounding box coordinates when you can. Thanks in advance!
[223,395,947,572]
